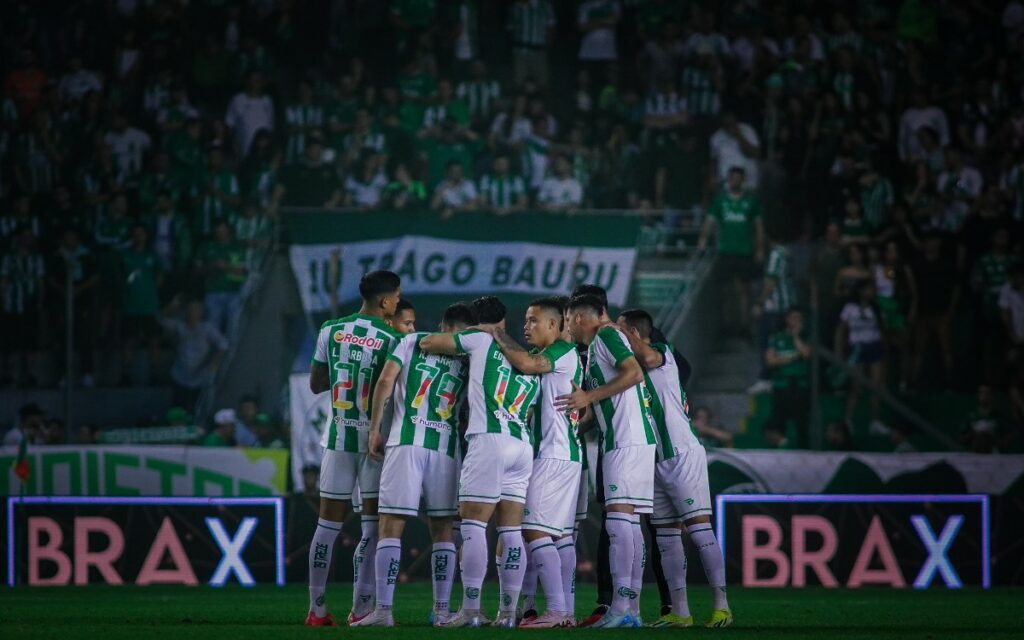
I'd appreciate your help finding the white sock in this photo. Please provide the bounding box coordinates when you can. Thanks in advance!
[527,538,566,614]
[431,542,457,614]
[459,519,488,612]
[497,527,526,614]
[308,518,342,616]
[656,529,689,617]
[374,537,401,609]
[353,516,379,614]
[629,516,644,617]
[689,525,729,610]
[521,550,538,612]
[556,537,576,618]
[606,513,635,615]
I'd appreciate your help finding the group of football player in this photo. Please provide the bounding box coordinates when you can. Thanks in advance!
[304,269,733,629]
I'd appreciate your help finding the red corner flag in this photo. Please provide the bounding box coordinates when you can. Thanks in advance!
[13,436,30,482]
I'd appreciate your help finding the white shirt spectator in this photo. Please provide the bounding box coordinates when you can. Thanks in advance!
[538,176,583,207]
[577,0,620,61]
[58,69,103,102]
[344,173,388,208]
[490,112,532,145]
[710,122,761,188]
[226,91,275,156]
[840,302,882,345]
[999,282,1024,343]
[898,105,950,162]
[104,127,151,179]
[434,179,478,208]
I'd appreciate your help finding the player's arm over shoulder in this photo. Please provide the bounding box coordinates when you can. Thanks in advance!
[420,329,477,356]
[490,327,554,374]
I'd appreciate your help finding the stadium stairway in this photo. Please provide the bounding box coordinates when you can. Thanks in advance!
[205,253,304,419]
[689,337,760,437]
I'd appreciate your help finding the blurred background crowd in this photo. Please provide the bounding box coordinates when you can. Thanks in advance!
[2,0,1024,452]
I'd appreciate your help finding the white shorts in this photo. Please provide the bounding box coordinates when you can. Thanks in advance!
[379,445,459,517]
[458,433,533,504]
[601,444,655,513]
[319,448,371,501]
[522,458,582,536]
[575,465,589,523]
[652,446,712,524]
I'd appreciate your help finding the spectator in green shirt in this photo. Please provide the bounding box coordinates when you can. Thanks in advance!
[418,118,478,188]
[203,408,237,447]
[698,165,766,336]
[120,224,162,385]
[764,307,812,448]
[383,161,428,209]
[198,220,248,335]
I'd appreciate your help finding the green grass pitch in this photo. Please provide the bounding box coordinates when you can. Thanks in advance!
[2,583,1021,639]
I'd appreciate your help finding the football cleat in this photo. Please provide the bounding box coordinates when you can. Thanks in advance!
[437,610,485,628]
[579,605,609,627]
[305,612,338,627]
[705,609,734,628]
[492,613,518,628]
[631,615,644,627]
[591,611,635,628]
[648,613,694,628]
[347,610,371,625]
[519,611,572,628]
[350,609,394,627]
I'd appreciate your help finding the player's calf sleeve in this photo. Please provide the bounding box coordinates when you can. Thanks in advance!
[431,542,457,613]
[655,529,689,617]
[527,538,566,614]
[555,537,577,618]
[689,524,729,610]
[629,515,645,617]
[497,527,526,614]
[605,513,635,615]
[308,518,342,616]
[353,516,379,612]
[459,519,488,612]
[374,538,401,609]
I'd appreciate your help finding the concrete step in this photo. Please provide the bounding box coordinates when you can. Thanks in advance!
[691,372,754,393]
[700,351,761,376]
[687,391,751,434]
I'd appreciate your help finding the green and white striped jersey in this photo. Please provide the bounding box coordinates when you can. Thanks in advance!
[479,173,526,209]
[642,343,699,462]
[586,326,657,452]
[313,313,402,452]
[453,329,540,444]
[764,244,795,313]
[530,340,583,462]
[386,332,468,458]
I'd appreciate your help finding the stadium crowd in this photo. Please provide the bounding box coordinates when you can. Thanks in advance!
[2,1,1024,450]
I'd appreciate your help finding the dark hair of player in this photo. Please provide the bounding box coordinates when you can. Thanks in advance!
[472,295,506,323]
[529,296,566,331]
[571,284,608,310]
[359,270,401,302]
[396,298,415,313]
[567,294,605,317]
[619,308,654,339]
[442,302,477,330]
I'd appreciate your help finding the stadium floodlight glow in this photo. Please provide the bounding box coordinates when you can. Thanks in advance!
[7,496,286,587]
[715,493,991,589]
